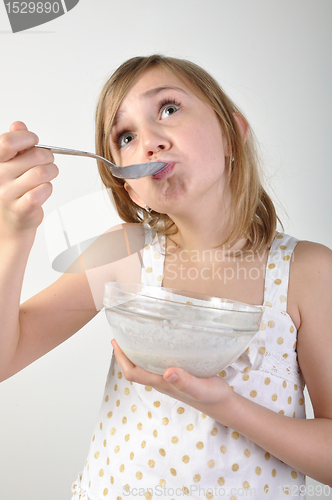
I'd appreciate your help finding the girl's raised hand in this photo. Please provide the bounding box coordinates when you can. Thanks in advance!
[111,339,235,410]
[0,122,59,234]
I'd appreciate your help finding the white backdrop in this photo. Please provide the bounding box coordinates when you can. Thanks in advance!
[0,1,331,498]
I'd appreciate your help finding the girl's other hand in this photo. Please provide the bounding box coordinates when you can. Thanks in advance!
[111,339,234,409]
[0,122,59,235]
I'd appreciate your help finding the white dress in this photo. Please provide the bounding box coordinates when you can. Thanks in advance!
[71,230,306,500]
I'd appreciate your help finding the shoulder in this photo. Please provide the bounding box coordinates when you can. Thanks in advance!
[121,222,146,235]
[68,222,145,273]
[82,222,146,310]
[105,221,145,234]
[289,240,332,324]
[101,222,146,245]
[292,240,332,284]
[92,222,146,263]
[119,222,146,250]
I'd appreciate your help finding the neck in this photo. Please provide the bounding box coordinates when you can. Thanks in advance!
[166,188,245,254]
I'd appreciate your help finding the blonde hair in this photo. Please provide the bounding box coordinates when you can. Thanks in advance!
[95,54,280,252]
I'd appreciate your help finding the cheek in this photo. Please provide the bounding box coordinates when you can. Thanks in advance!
[191,124,225,163]
[124,179,147,206]
[126,179,140,193]
[128,179,149,199]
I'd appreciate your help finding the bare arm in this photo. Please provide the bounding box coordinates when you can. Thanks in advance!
[3,271,98,381]
[0,122,98,382]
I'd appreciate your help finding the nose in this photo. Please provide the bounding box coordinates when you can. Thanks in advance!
[141,124,171,159]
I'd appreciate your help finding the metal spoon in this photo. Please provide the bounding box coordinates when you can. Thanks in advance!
[34,145,167,180]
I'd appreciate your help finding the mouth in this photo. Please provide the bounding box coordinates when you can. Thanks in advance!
[152,162,175,180]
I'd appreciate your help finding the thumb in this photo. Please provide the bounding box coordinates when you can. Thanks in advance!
[163,368,227,402]
[10,121,28,132]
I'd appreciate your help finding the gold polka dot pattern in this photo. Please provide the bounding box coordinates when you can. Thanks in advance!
[71,230,306,499]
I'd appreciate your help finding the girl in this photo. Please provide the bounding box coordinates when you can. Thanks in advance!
[0,55,331,499]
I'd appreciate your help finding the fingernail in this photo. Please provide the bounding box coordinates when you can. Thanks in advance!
[165,373,178,383]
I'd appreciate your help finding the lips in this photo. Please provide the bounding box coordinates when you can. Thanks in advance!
[152,162,175,180]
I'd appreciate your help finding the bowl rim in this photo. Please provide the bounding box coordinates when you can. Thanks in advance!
[103,281,264,315]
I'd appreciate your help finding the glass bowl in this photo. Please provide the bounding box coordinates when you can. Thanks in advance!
[103,282,263,378]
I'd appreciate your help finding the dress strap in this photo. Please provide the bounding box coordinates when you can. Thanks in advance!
[140,224,166,287]
[263,233,299,312]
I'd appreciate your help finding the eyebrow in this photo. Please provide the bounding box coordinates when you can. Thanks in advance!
[112,85,189,130]
[140,85,190,99]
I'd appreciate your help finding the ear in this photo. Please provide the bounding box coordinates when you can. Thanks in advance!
[233,112,249,143]
[124,181,145,209]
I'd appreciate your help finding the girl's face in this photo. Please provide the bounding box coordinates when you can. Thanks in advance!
[109,67,230,215]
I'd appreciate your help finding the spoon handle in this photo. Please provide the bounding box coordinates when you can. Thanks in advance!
[35,144,112,167]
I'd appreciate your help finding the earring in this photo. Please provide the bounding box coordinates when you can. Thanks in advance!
[144,204,152,213]
[230,154,234,163]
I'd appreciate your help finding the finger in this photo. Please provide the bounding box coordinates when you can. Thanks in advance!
[0,129,39,163]
[163,367,224,402]
[10,121,28,132]
[0,147,54,183]
[6,162,59,201]
[14,145,54,174]
[163,368,199,397]
[111,339,136,372]
[13,182,53,222]
[111,339,166,387]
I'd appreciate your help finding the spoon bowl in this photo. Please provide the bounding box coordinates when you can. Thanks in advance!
[34,145,167,179]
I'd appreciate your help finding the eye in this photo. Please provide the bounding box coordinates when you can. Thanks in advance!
[116,132,135,149]
[160,102,180,119]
